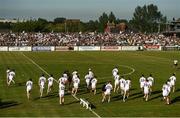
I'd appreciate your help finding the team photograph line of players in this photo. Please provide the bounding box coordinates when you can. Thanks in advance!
[6,66,176,105]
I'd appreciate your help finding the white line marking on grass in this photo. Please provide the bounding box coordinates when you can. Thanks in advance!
[99,65,135,80]
[21,52,50,76]
[21,52,101,118]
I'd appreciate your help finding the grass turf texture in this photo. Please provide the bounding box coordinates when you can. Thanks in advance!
[0,51,180,117]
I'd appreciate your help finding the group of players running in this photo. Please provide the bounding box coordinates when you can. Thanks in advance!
[6,64,177,105]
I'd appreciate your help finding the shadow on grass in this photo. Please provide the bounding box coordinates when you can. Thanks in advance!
[171,96,180,104]
[175,88,180,92]
[65,100,79,105]
[17,82,26,87]
[0,100,21,109]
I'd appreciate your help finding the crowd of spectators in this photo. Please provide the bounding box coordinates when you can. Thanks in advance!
[0,31,180,46]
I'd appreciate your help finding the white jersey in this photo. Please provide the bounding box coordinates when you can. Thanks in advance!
[73,77,80,88]
[6,69,10,78]
[48,77,54,86]
[63,73,68,78]
[124,80,131,91]
[162,84,170,97]
[8,71,15,80]
[169,75,176,86]
[26,80,33,92]
[72,74,78,81]
[9,71,15,77]
[88,71,94,79]
[85,74,91,85]
[174,60,178,65]
[167,81,172,89]
[112,68,118,77]
[104,83,113,95]
[119,78,126,89]
[147,76,154,86]
[114,74,120,85]
[59,77,67,84]
[143,81,150,94]
[59,83,65,97]
[39,76,46,88]
[91,78,97,89]
[139,76,146,88]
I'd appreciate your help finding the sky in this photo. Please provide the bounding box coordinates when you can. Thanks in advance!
[0,0,180,22]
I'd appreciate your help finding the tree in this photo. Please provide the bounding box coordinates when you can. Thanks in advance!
[130,4,167,33]
[98,12,109,32]
[54,17,66,24]
[108,11,116,23]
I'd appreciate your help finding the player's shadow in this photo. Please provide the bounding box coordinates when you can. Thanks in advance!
[17,82,26,87]
[129,91,142,98]
[65,100,79,105]
[175,88,180,92]
[171,96,180,104]
[0,100,21,109]
[112,94,123,101]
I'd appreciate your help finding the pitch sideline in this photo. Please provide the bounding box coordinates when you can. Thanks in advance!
[21,52,101,118]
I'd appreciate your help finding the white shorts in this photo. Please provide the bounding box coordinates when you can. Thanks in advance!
[104,90,111,95]
[120,85,124,90]
[59,90,64,97]
[162,91,169,97]
[48,82,53,87]
[73,83,78,89]
[124,87,129,92]
[40,84,45,89]
[9,76,13,81]
[171,81,175,86]
[149,82,153,87]
[115,80,119,85]
[91,84,96,89]
[86,79,90,86]
[144,88,149,94]
[27,86,32,92]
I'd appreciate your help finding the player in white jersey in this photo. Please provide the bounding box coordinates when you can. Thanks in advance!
[113,73,120,93]
[143,79,150,101]
[112,67,118,78]
[6,67,10,85]
[123,78,131,102]
[91,76,98,95]
[7,69,16,86]
[162,81,171,104]
[85,73,91,90]
[26,79,33,100]
[147,74,154,94]
[59,81,65,105]
[173,60,178,68]
[47,74,57,94]
[119,76,126,95]
[39,74,46,98]
[59,75,68,85]
[88,68,94,80]
[72,70,78,81]
[102,81,113,103]
[72,76,80,96]
[72,70,78,77]
[139,74,146,92]
[169,73,176,92]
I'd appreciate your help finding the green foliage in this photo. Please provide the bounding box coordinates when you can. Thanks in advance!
[130,4,167,33]
[3,4,167,33]
[53,17,66,24]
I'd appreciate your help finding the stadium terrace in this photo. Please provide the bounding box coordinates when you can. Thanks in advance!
[0,32,180,47]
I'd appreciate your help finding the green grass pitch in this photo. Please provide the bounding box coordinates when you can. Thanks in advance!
[0,51,180,117]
